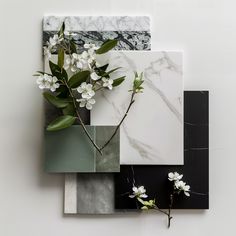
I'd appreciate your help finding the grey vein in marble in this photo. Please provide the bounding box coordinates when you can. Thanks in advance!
[43,16,150,31]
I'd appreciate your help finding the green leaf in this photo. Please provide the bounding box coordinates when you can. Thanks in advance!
[56,85,69,98]
[141,206,149,210]
[49,60,68,80]
[43,92,72,108]
[47,115,76,131]
[96,39,118,54]
[113,76,125,87]
[58,47,64,68]
[70,40,77,54]
[62,103,76,116]
[68,71,90,88]
[98,64,109,71]
[103,67,121,78]
[58,22,65,36]
[134,79,144,89]
[49,60,61,76]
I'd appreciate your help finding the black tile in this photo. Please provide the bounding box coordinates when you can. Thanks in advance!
[114,91,209,209]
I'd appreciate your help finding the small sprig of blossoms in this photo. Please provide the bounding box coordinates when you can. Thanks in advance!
[128,172,191,228]
[168,172,190,197]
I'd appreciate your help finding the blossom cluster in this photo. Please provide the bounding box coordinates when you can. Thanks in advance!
[168,172,190,197]
[129,186,148,199]
[38,29,119,110]
[36,74,60,92]
[43,34,63,59]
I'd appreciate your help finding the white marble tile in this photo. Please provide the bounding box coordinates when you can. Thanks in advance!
[43,16,150,31]
[64,174,77,214]
[91,51,183,165]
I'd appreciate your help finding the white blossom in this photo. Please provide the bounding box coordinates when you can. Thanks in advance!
[102,78,113,90]
[36,74,50,90]
[174,180,190,197]
[81,50,95,68]
[168,172,183,182]
[64,54,82,72]
[129,186,148,199]
[64,53,92,72]
[36,74,60,92]
[43,46,52,59]
[90,72,101,81]
[47,76,60,92]
[77,82,95,99]
[76,98,95,110]
[84,43,99,52]
[49,34,62,47]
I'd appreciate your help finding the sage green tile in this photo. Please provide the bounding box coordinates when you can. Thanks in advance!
[44,126,95,173]
[96,126,120,172]
[44,125,120,173]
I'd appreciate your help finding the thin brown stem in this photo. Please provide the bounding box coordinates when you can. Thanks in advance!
[64,81,103,155]
[100,92,136,151]
[167,194,174,228]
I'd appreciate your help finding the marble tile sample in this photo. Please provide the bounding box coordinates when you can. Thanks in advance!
[44,125,120,173]
[43,16,151,51]
[64,91,209,213]
[91,51,183,165]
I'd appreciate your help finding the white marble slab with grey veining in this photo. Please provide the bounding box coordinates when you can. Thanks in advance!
[43,16,150,31]
[91,51,183,165]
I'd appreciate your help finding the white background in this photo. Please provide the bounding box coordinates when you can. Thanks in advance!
[0,0,235,235]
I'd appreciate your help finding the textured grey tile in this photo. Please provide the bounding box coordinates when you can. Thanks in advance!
[76,174,115,214]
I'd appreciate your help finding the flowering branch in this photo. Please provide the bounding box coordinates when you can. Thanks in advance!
[35,22,144,155]
[129,172,190,228]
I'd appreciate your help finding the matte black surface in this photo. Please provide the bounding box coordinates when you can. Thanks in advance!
[114,91,209,209]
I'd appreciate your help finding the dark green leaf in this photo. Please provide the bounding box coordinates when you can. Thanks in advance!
[62,103,76,116]
[58,47,64,68]
[103,67,121,78]
[98,64,109,71]
[49,60,61,76]
[36,71,52,76]
[43,92,72,108]
[56,85,69,98]
[68,71,90,88]
[49,60,68,80]
[47,115,76,131]
[96,39,118,54]
[58,22,65,36]
[113,76,125,87]
[70,41,77,54]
